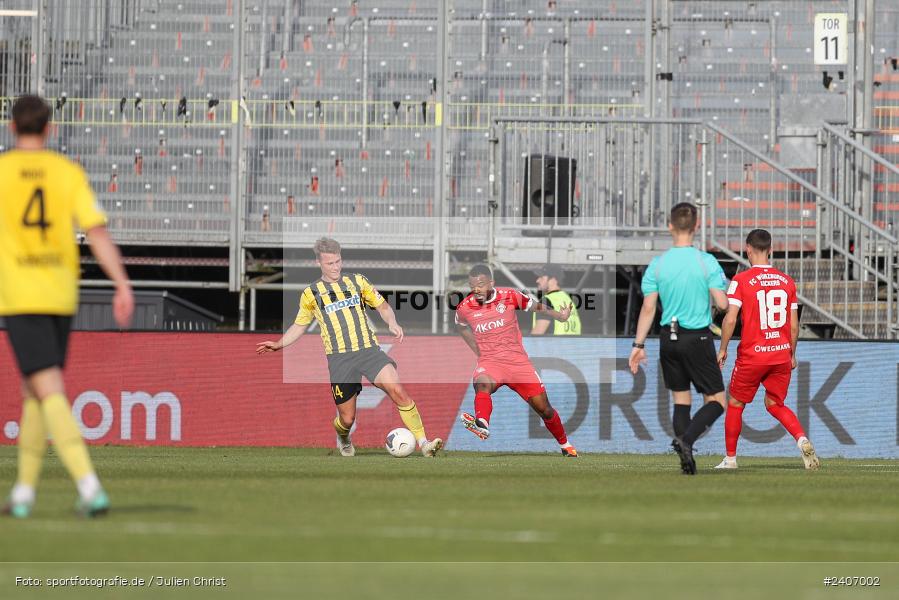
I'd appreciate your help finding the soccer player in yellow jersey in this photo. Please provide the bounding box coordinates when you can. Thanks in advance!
[0,96,134,518]
[256,237,442,457]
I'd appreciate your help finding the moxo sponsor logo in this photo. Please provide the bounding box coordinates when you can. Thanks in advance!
[528,358,862,445]
[72,390,182,442]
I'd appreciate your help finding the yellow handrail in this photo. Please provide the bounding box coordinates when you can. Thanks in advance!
[0,97,642,130]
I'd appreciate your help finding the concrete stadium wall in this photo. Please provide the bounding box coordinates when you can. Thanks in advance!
[0,333,896,457]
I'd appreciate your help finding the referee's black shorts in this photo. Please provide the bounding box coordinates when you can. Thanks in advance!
[326,347,396,405]
[3,315,73,376]
[659,326,725,395]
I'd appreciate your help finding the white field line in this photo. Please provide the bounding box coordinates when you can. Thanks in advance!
[12,521,554,544]
[11,521,899,555]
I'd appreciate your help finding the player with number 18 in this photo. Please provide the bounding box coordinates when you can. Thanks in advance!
[715,229,819,470]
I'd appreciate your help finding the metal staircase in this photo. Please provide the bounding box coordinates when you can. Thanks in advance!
[707,123,899,340]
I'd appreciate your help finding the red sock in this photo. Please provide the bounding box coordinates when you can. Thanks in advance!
[766,403,806,440]
[725,404,744,457]
[542,410,568,445]
[474,391,493,425]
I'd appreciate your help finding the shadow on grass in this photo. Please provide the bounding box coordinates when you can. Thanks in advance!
[109,504,198,514]
[327,450,394,458]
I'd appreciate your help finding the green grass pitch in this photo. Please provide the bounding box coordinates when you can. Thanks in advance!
[1,446,898,599]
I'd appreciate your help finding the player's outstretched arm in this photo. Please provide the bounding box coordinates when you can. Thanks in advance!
[717,304,740,367]
[256,323,308,354]
[85,226,133,329]
[628,292,657,375]
[534,302,572,322]
[375,303,404,342]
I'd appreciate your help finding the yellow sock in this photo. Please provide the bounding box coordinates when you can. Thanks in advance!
[17,397,46,488]
[397,402,427,442]
[41,393,95,481]
[333,416,351,437]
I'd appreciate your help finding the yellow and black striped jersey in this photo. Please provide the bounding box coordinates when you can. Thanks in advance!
[294,273,385,354]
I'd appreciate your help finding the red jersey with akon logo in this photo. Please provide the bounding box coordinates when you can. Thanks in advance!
[727,265,798,366]
[455,287,534,362]
[455,287,544,398]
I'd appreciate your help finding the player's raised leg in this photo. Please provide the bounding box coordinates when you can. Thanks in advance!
[525,391,577,457]
[3,383,47,518]
[31,368,108,517]
[461,372,495,440]
[373,364,442,457]
[333,389,358,457]
[715,396,743,469]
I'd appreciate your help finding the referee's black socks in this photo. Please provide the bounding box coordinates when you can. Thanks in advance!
[681,402,724,447]
[672,404,691,437]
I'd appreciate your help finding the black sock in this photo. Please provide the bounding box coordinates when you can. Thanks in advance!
[681,402,724,446]
[672,404,691,437]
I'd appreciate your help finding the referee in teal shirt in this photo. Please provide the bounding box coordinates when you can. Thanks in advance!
[628,203,729,475]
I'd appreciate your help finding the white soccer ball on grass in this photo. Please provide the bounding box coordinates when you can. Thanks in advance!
[385,427,416,458]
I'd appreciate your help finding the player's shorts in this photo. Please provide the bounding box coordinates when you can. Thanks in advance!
[3,314,73,376]
[729,360,792,405]
[473,358,545,401]
[325,347,396,405]
[659,326,725,395]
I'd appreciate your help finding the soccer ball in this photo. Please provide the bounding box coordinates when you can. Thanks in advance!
[385,428,416,458]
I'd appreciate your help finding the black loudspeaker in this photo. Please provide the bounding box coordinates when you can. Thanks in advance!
[522,154,578,226]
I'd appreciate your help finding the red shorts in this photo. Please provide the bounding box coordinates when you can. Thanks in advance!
[473,359,545,401]
[728,361,792,405]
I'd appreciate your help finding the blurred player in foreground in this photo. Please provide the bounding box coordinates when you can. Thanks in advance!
[455,264,578,456]
[716,229,819,470]
[256,237,442,457]
[1,95,134,518]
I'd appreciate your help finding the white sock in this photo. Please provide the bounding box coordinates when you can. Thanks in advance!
[561,442,573,449]
[796,436,809,448]
[417,438,428,448]
[76,473,102,501]
[11,483,35,506]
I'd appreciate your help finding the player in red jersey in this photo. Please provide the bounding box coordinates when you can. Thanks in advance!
[454,264,578,457]
[716,229,819,470]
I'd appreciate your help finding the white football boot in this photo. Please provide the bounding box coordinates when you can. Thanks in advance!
[714,456,738,469]
[421,438,443,457]
[798,437,819,470]
[336,434,355,457]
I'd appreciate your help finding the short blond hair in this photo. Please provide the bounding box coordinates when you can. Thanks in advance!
[313,237,341,258]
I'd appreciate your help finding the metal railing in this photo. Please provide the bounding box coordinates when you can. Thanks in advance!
[709,122,898,339]
[487,115,899,339]
[489,116,704,234]
[448,102,643,130]
[0,96,233,127]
